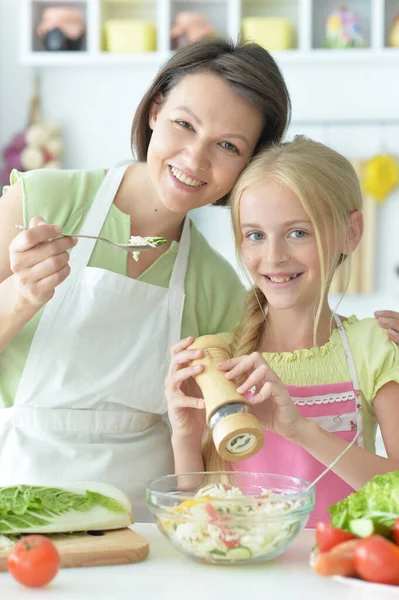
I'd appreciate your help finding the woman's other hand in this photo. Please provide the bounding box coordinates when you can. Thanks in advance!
[375,310,399,344]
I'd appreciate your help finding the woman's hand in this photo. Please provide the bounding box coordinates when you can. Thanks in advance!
[218,352,306,442]
[165,336,207,443]
[9,216,77,308]
[375,310,399,344]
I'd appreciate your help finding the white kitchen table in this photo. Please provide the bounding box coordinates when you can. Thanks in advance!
[0,524,394,600]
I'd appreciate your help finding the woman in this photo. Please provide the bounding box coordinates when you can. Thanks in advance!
[0,39,397,521]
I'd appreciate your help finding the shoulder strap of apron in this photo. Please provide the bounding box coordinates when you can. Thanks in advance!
[68,160,132,276]
[334,314,361,393]
[168,216,191,292]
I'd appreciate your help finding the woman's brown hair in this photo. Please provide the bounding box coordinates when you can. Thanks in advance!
[131,38,291,205]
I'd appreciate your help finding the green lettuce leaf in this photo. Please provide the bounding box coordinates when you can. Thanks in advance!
[328,471,399,531]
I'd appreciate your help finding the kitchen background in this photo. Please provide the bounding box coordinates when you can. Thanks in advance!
[1,0,399,453]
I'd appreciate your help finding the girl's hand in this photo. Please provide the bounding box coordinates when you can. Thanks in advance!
[218,352,306,442]
[375,310,399,344]
[165,337,207,443]
[9,217,77,308]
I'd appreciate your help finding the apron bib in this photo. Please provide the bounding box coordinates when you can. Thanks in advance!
[0,161,191,521]
[236,315,363,527]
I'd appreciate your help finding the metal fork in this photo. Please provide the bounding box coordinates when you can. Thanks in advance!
[15,225,163,254]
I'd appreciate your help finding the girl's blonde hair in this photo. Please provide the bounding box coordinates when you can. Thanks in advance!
[202,135,363,471]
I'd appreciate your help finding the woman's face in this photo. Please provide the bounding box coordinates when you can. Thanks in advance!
[147,72,263,214]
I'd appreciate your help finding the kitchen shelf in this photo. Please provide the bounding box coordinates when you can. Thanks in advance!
[21,0,399,66]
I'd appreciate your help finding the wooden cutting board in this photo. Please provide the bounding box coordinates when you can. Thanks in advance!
[0,527,149,570]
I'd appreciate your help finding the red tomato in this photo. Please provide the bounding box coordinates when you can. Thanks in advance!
[354,535,399,585]
[315,522,357,553]
[393,517,399,546]
[8,535,60,588]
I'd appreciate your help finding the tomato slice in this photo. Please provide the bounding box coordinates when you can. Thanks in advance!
[8,535,60,588]
[354,534,399,585]
[205,503,221,521]
[315,522,357,553]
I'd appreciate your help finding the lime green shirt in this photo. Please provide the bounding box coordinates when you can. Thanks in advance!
[0,168,246,408]
[223,316,399,453]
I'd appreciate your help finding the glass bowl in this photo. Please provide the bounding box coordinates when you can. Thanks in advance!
[147,471,315,565]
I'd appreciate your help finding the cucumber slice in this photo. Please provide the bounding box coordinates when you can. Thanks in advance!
[225,546,253,560]
[210,549,227,557]
[349,518,391,538]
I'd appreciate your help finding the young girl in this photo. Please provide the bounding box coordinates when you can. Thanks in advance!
[165,135,399,526]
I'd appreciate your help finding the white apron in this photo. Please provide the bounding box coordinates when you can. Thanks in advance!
[0,161,190,521]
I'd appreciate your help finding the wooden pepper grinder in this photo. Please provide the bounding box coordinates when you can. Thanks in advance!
[189,335,264,461]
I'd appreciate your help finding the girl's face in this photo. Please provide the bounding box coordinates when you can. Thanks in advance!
[240,178,338,312]
[147,72,263,214]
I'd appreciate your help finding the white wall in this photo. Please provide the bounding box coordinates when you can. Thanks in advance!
[0,0,398,317]
[0,1,33,156]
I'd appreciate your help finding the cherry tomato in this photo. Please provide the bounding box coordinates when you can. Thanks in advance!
[8,535,60,588]
[354,534,399,585]
[393,517,399,546]
[315,522,357,553]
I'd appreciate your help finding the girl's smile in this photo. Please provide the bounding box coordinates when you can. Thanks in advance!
[262,272,304,286]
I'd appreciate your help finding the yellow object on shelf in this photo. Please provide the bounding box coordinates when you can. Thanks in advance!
[242,17,294,51]
[362,154,399,203]
[389,14,399,47]
[103,19,156,53]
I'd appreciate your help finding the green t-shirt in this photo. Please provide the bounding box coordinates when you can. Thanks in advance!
[0,168,245,408]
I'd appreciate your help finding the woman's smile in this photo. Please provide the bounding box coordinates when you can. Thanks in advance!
[168,165,207,192]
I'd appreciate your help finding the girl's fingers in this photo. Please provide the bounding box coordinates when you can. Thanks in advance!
[171,396,205,410]
[221,355,257,380]
[171,336,194,356]
[166,364,203,390]
[168,350,204,376]
[251,381,293,408]
[224,353,269,382]
[236,365,272,395]
[249,381,274,404]
[217,357,241,371]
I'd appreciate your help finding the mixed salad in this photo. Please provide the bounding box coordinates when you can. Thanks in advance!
[128,236,167,261]
[157,483,312,563]
[311,472,399,586]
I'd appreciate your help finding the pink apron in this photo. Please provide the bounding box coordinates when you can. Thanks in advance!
[235,314,363,528]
